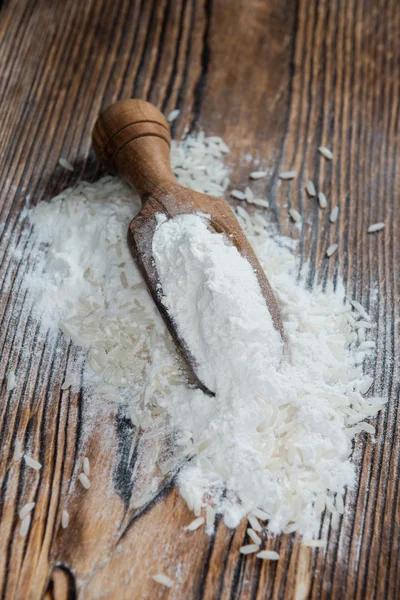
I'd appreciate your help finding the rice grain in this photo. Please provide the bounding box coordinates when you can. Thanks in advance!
[289,208,301,223]
[318,147,333,160]
[59,158,74,172]
[252,508,269,521]
[24,455,42,470]
[20,515,31,537]
[19,502,35,520]
[245,186,254,202]
[326,244,338,257]
[184,517,205,531]
[248,514,262,532]
[279,170,297,180]
[367,222,384,233]
[6,370,16,391]
[78,473,90,489]
[351,300,369,320]
[330,207,339,223]
[167,109,180,123]
[230,190,246,200]
[14,440,23,460]
[83,457,90,477]
[257,550,280,560]
[240,544,260,555]
[306,181,316,197]
[62,510,69,529]
[358,422,375,434]
[247,528,262,545]
[152,573,174,588]
[61,376,73,390]
[318,192,328,208]
[252,198,269,208]
[206,506,215,531]
[250,171,267,180]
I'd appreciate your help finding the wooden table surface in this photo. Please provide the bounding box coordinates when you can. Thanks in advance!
[0,0,399,598]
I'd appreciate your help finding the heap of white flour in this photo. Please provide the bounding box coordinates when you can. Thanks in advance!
[18,133,384,538]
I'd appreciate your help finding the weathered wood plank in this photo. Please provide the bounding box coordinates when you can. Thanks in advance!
[0,0,399,598]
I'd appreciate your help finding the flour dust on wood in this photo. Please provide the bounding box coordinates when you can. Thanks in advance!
[9,133,386,543]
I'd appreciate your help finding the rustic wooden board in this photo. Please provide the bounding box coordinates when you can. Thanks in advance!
[0,0,399,598]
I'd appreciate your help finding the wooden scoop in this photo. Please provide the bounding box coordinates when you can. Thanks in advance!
[92,99,283,395]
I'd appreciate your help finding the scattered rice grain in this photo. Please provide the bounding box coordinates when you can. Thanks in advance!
[289,208,301,223]
[206,505,216,531]
[245,186,254,202]
[318,192,328,208]
[326,243,338,257]
[330,206,339,223]
[78,473,90,489]
[357,376,374,394]
[6,370,16,391]
[19,514,31,537]
[167,109,180,123]
[184,517,205,531]
[252,198,269,208]
[14,440,23,460]
[247,528,262,545]
[367,222,385,233]
[24,455,42,470]
[152,573,174,588]
[61,375,73,390]
[19,502,35,520]
[318,146,333,160]
[306,180,316,197]
[62,509,69,529]
[59,158,74,172]
[230,189,246,200]
[351,300,369,320]
[279,170,297,180]
[252,508,269,521]
[250,171,267,180]
[358,422,375,434]
[257,550,280,560]
[83,457,90,477]
[247,514,262,532]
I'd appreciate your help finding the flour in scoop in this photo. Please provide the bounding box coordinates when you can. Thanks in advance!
[152,214,283,395]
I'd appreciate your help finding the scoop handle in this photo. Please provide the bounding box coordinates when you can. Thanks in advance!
[92,99,177,198]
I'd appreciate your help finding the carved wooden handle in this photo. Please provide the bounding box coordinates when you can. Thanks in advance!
[92,99,177,198]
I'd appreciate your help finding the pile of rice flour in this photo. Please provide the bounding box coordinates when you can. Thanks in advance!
[20,134,385,538]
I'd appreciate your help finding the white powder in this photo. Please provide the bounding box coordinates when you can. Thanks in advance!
[14,133,385,538]
[152,214,283,394]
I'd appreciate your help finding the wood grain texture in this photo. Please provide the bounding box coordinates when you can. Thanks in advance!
[0,0,399,599]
